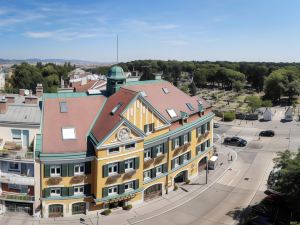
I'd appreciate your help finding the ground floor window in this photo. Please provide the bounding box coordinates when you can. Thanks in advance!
[108,186,118,196]
[48,204,63,217]
[72,202,86,215]
[144,184,162,201]
[74,186,84,195]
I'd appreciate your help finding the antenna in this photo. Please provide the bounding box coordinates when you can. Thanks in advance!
[117,35,119,64]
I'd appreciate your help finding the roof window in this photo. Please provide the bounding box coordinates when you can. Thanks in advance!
[111,102,123,115]
[62,128,76,140]
[186,103,194,111]
[59,102,68,113]
[166,109,177,118]
[141,91,147,97]
[162,87,169,94]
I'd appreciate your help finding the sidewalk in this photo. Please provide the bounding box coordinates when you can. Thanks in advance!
[2,144,237,225]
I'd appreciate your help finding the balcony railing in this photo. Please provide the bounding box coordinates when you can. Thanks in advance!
[0,173,34,185]
[0,149,34,161]
[0,192,35,202]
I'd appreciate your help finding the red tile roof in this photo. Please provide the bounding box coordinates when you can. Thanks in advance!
[123,80,205,122]
[91,88,137,143]
[72,80,106,92]
[42,95,106,154]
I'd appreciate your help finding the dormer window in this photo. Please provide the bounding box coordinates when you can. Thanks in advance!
[62,128,76,140]
[141,91,147,97]
[162,87,169,94]
[59,102,68,113]
[111,102,123,115]
[166,109,177,118]
[186,103,194,111]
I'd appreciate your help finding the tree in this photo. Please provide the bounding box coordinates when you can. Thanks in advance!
[232,80,244,92]
[180,85,189,94]
[189,82,197,96]
[246,96,262,112]
[193,69,207,87]
[264,72,285,101]
[261,100,272,107]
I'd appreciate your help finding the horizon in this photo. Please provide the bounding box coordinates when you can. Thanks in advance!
[0,0,300,62]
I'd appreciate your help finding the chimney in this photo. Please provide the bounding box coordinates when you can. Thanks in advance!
[0,98,8,114]
[6,96,15,104]
[25,96,38,104]
[19,89,25,96]
[36,84,43,98]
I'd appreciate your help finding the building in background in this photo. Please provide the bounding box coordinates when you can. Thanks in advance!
[0,68,6,90]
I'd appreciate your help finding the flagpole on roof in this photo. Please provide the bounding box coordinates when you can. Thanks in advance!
[117,35,119,64]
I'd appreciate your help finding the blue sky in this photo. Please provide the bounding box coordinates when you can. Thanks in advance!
[0,0,300,62]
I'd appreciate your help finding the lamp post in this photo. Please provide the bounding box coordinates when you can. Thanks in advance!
[206,156,208,184]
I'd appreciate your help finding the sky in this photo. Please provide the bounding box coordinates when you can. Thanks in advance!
[0,0,300,62]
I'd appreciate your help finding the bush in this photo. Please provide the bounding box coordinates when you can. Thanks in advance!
[185,179,191,184]
[122,204,132,210]
[261,100,272,107]
[223,112,235,121]
[174,184,178,191]
[101,209,112,216]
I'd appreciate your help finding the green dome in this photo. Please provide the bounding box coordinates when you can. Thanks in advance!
[107,66,125,80]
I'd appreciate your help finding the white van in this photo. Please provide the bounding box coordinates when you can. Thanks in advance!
[208,156,219,170]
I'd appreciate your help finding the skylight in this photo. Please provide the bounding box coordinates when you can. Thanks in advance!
[186,103,194,111]
[59,102,68,113]
[141,91,147,97]
[198,100,203,105]
[62,128,76,140]
[166,109,177,118]
[111,102,123,115]
[162,87,169,94]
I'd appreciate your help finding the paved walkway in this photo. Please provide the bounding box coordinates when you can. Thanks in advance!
[0,144,236,225]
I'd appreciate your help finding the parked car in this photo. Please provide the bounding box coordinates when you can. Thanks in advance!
[259,130,275,137]
[213,123,220,128]
[223,137,247,147]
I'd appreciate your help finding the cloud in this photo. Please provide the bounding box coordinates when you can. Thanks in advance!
[124,19,178,31]
[162,39,188,46]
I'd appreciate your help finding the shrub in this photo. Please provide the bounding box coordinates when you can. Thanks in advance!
[223,112,235,121]
[101,209,112,216]
[185,179,191,184]
[261,100,272,107]
[174,184,178,191]
[122,204,132,210]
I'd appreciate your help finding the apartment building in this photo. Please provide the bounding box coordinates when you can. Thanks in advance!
[37,66,214,217]
[0,86,42,215]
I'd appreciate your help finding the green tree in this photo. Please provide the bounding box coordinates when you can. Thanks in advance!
[180,85,189,94]
[261,100,272,107]
[246,96,262,112]
[189,82,197,96]
[232,80,244,92]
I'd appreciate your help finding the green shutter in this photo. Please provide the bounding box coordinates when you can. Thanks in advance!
[119,161,125,174]
[163,163,168,173]
[172,139,175,149]
[118,184,125,194]
[144,125,147,133]
[171,159,175,169]
[84,184,91,195]
[68,164,74,176]
[179,155,183,165]
[134,179,139,189]
[187,151,191,160]
[44,164,50,178]
[103,165,108,177]
[134,157,140,169]
[151,168,156,178]
[85,161,91,174]
[179,135,184,146]
[102,187,108,197]
[196,127,199,137]
[163,141,169,154]
[69,186,74,196]
[207,122,211,131]
[151,147,157,158]
[20,185,28,194]
[61,187,69,196]
[44,188,50,198]
[188,132,191,142]
[61,164,68,177]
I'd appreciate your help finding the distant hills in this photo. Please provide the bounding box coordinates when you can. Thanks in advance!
[0,58,113,66]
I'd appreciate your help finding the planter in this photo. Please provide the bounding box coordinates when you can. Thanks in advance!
[47,177,62,185]
[143,158,154,169]
[71,175,86,184]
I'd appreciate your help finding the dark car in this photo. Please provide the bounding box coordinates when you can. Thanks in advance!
[213,123,220,128]
[259,130,275,137]
[223,137,247,147]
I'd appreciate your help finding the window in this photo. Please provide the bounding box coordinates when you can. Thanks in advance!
[166,109,177,118]
[156,165,163,175]
[125,143,135,150]
[108,186,118,196]
[144,170,151,180]
[8,162,20,171]
[125,159,134,171]
[8,184,20,190]
[59,102,68,113]
[74,163,85,175]
[197,127,202,137]
[141,91,147,97]
[162,87,169,94]
[124,182,134,192]
[62,128,76,140]
[174,158,180,168]
[50,165,61,177]
[156,144,163,155]
[206,140,210,148]
[183,153,189,163]
[11,129,21,140]
[144,123,154,134]
[111,102,123,115]
[183,134,188,144]
[174,138,180,148]
[186,103,194,111]
[74,186,84,195]
[50,188,61,197]
[108,147,119,154]
[144,149,151,159]
[108,163,118,175]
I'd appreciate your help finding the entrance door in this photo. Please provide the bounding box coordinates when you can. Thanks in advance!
[174,171,187,183]
[49,204,63,217]
[22,130,29,148]
[198,157,207,174]
[144,184,162,201]
[72,202,86,215]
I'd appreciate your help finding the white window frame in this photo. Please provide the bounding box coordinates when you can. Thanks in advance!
[124,181,134,192]
[125,143,136,151]
[183,153,188,163]
[156,144,163,156]
[11,129,22,140]
[8,162,20,171]
[144,170,151,180]
[108,186,118,196]
[108,163,118,176]
[74,163,85,175]
[183,134,188,144]
[62,127,76,140]
[125,159,134,172]
[50,165,61,177]
[197,127,202,137]
[144,123,154,134]
[74,186,84,195]
[108,147,119,155]
[156,165,163,175]
[50,187,61,197]
[174,138,180,148]
[144,149,151,160]
[167,109,177,118]
[174,158,180,168]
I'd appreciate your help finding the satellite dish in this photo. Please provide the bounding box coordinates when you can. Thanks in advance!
[24,89,30,96]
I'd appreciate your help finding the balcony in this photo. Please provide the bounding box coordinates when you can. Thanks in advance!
[0,173,34,186]
[0,191,35,203]
[0,146,34,161]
